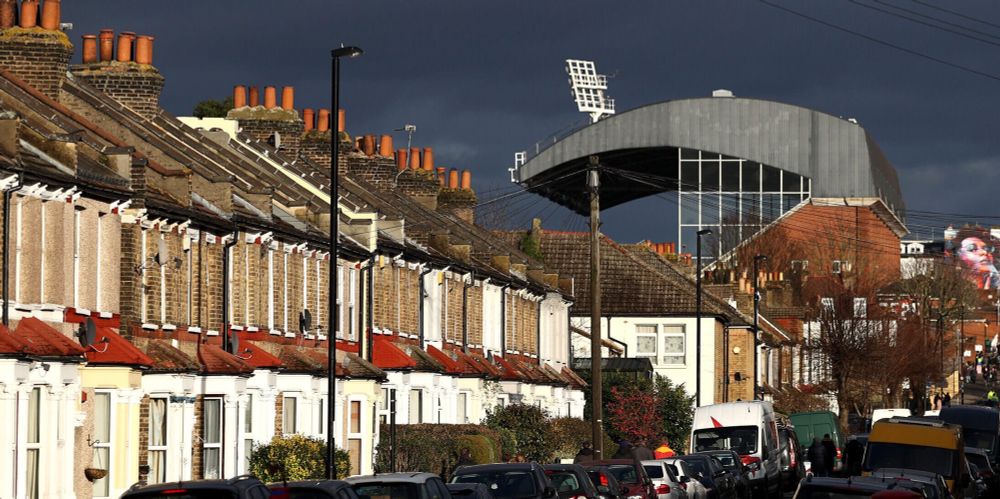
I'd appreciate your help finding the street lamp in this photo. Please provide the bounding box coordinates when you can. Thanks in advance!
[696,228,712,407]
[329,44,363,480]
[753,255,767,401]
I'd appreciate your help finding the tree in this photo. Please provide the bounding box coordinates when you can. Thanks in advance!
[192,96,234,118]
[606,385,663,443]
[482,403,552,462]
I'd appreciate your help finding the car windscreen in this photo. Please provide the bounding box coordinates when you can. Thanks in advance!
[124,491,238,499]
[967,451,990,471]
[352,483,423,499]
[706,452,738,470]
[963,429,997,455]
[605,465,639,484]
[679,459,708,478]
[642,465,664,479]
[862,442,956,479]
[793,485,883,499]
[692,426,759,454]
[452,471,537,499]
[545,471,584,497]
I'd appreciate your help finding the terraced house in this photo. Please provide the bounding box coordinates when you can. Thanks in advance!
[0,2,585,498]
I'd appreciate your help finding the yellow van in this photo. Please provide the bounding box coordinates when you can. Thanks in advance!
[861,417,971,496]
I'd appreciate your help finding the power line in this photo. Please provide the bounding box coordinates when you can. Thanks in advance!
[910,0,1000,31]
[848,0,1000,46]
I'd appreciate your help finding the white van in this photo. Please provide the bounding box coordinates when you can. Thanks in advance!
[690,401,782,498]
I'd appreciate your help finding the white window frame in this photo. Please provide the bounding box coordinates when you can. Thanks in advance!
[283,394,298,435]
[25,386,42,499]
[820,297,835,312]
[39,201,45,303]
[267,249,275,329]
[456,392,468,424]
[283,252,289,331]
[349,267,357,341]
[302,256,309,327]
[14,198,21,303]
[140,230,147,322]
[408,389,423,424]
[832,260,842,274]
[635,324,658,365]
[202,397,223,479]
[96,212,104,311]
[315,260,322,332]
[338,265,346,338]
[378,387,395,426]
[661,325,686,366]
[186,235,193,325]
[243,393,254,473]
[160,233,167,324]
[853,297,867,318]
[147,397,168,484]
[93,390,113,497]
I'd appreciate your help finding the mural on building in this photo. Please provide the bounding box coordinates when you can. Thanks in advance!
[944,225,1000,290]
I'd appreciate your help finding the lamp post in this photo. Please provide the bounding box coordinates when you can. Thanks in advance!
[329,44,362,480]
[753,254,767,400]
[695,228,712,407]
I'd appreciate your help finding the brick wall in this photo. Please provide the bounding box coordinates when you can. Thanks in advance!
[192,395,204,480]
[272,248,286,330]
[191,236,204,327]
[0,30,73,99]
[525,300,538,355]
[72,63,165,118]
[438,189,477,225]
[274,395,284,435]
[204,237,224,330]
[138,396,150,482]
[240,118,304,159]
[300,133,331,170]
[119,224,142,329]
[468,285,483,346]
[143,230,162,322]
[724,328,755,402]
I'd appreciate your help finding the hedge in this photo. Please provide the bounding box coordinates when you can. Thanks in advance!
[375,424,504,480]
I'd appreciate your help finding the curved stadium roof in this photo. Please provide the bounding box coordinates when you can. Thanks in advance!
[515,96,905,221]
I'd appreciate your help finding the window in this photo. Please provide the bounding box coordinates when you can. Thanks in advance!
[409,389,423,424]
[820,297,834,312]
[148,398,167,484]
[283,395,298,434]
[379,388,395,426]
[832,260,842,274]
[662,325,686,365]
[636,325,657,365]
[853,297,867,318]
[347,401,363,475]
[93,391,112,496]
[267,249,275,329]
[73,210,80,308]
[791,260,808,272]
[317,397,324,435]
[457,393,468,423]
[349,268,357,341]
[244,394,253,473]
[26,387,41,499]
[202,397,222,479]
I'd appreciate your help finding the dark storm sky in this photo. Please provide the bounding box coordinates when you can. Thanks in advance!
[62,1,1000,243]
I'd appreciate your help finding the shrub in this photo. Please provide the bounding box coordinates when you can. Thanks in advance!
[550,417,619,461]
[375,424,503,479]
[248,434,351,482]
[483,404,552,462]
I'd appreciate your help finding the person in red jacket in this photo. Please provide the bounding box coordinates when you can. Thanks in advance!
[653,438,675,459]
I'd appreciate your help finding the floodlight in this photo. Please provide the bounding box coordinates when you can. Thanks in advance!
[566,59,615,123]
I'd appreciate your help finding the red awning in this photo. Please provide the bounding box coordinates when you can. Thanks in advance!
[427,344,470,374]
[372,336,417,370]
[197,343,254,375]
[85,326,154,367]
[15,317,86,357]
[492,355,524,381]
[238,340,283,369]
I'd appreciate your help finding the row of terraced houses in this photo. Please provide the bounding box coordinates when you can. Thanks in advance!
[0,5,590,498]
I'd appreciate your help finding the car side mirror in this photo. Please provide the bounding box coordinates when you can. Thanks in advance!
[679,476,690,483]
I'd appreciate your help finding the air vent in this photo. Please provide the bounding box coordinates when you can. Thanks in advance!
[712,89,734,97]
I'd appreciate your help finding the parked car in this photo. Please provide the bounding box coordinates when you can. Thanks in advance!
[965,446,999,494]
[677,454,737,499]
[940,405,1000,466]
[451,463,556,499]
[691,402,781,499]
[641,460,688,499]
[791,476,923,498]
[269,480,362,499]
[694,450,751,499]
[542,464,601,499]
[584,466,627,499]
[776,426,805,491]
[121,475,271,498]
[447,483,497,499]
[869,468,950,499]
[661,459,709,499]
[591,459,657,499]
[346,472,454,499]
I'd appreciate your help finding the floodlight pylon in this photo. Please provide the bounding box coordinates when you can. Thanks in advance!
[566,59,615,123]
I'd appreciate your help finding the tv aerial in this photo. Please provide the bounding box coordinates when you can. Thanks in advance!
[565,59,615,123]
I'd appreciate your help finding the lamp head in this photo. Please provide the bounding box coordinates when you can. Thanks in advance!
[332,46,364,59]
[697,229,713,236]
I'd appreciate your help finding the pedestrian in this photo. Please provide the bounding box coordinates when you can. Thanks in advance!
[574,441,595,464]
[933,393,942,410]
[456,447,475,468]
[807,438,827,477]
[943,392,951,407]
[632,438,654,461]
[653,438,676,459]
[821,434,836,476]
[844,438,864,476]
[613,440,633,459]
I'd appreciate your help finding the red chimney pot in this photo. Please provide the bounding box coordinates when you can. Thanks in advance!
[316,109,330,132]
[39,0,59,30]
[409,147,421,170]
[461,170,472,190]
[81,35,98,64]
[19,1,38,29]
[263,86,277,109]
[233,85,247,109]
[0,0,16,29]
[448,169,460,189]
[362,134,376,157]
[248,86,260,107]
[116,32,135,62]
[396,149,408,171]
[338,109,346,132]
[134,35,154,65]
[303,108,315,131]
[98,29,114,62]
[422,148,434,171]
[378,135,393,157]
[281,86,294,111]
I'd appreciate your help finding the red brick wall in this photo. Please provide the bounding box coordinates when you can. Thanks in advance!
[0,32,73,99]
[72,65,165,118]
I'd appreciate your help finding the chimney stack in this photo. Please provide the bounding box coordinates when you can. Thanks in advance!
[378,135,393,157]
[0,1,74,98]
[281,86,294,110]
[233,85,247,109]
[81,35,97,64]
[116,32,134,62]
[71,30,165,117]
[0,0,16,29]
[40,0,60,31]
[227,83,305,157]
[303,108,314,131]
[438,167,478,224]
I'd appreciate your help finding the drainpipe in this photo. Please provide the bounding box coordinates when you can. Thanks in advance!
[605,316,627,357]
[499,284,511,355]
[536,299,542,365]
[221,233,238,353]
[462,272,473,354]
[417,265,432,350]
[366,254,376,362]
[2,172,22,326]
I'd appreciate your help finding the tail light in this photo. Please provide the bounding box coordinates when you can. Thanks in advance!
[679,482,687,491]
[598,474,609,487]
[836,448,842,460]
[655,484,670,495]
[789,449,797,467]
[741,455,762,472]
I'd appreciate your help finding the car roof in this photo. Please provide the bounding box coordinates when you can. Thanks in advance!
[798,477,894,492]
[453,463,540,473]
[344,473,440,484]
[124,476,263,494]
[592,459,641,465]
[270,479,353,491]
[542,464,587,472]
[870,468,942,481]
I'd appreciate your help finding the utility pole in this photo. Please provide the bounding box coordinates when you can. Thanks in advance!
[588,156,603,458]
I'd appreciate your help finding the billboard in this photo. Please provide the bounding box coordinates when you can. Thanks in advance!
[944,225,1000,290]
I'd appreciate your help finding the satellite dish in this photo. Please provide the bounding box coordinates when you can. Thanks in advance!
[227,331,240,355]
[271,131,282,150]
[299,309,312,333]
[156,238,169,266]
[78,317,97,347]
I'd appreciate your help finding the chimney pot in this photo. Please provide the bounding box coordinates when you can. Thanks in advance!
[134,35,154,65]
[316,108,330,132]
[263,86,277,109]
[437,166,446,186]
[0,0,16,29]
[421,147,434,171]
[19,1,37,29]
[116,32,134,62]
[248,86,260,107]
[39,0,59,30]
[449,168,459,190]
[98,28,114,62]
[396,149,408,171]
[338,108,346,132]
[280,86,294,111]
[362,134,376,157]
[233,85,247,109]
[378,135,393,157]
[461,170,472,190]
[81,35,98,64]
[303,108,315,131]
[409,147,421,170]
